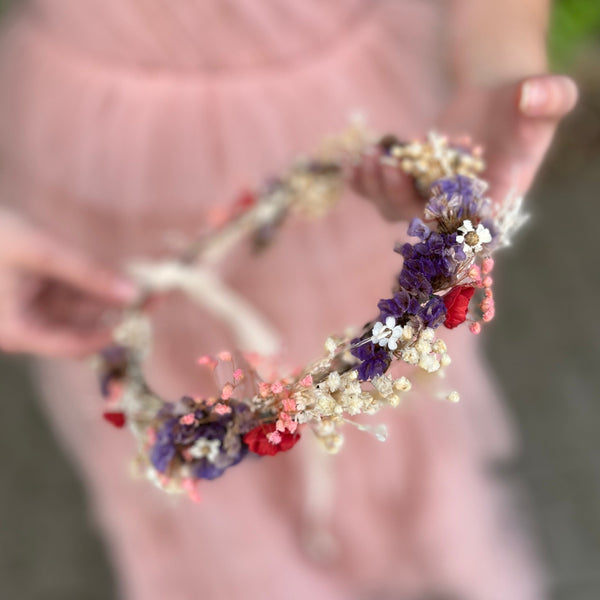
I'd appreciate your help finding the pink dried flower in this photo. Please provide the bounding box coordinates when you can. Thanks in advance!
[282,398,297,412]
[197,355,217,370]
[468,265,482,285]
[182,478,202,504]
[213,403,232,415]
[271,381,284,394]
[482,257,495,274]
[147,427,157,445]
[469,322,482,335]
[179,413,196,426]
[299,375,313,387]
[482,307,495,322]
[266,431,282,445]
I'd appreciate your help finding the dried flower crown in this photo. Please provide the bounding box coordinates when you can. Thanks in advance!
[94,126,527,502]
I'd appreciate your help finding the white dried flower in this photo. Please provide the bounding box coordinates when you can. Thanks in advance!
[343,379,361,395]
[326,371,341,393]
[401,346,419,365]
[419,354,440,373]
[387,394,402,408]
[494,192,529,248]
[189,438,221,463]
[295,412,311,424]
[456,219,492,254]
[432,339,447,353]
[393,376,412,392]
[313,419,336,436]
[420,328,435,343]
[315,392,336,416]
[318,432,344,454]
[415,339,432,355]
[346,369,358,382]
[447,391,460,403]
[324,337,337,356]
[292,391,310,411]
[371,317,403,351]
[401,324,415,341]
[113,314,152,354]
[345,395,364,415]
[372,374,394,398]
[440,353,452,367]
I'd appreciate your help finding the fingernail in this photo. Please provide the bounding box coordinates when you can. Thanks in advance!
[519,80,548,116]
[112,279,139,302]
[520,76,579,118]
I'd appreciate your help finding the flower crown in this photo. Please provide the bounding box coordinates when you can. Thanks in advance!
[94,127,527,502]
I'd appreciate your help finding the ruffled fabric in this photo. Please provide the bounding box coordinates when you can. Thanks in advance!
[0,1,545,598]
[0,0,442,221]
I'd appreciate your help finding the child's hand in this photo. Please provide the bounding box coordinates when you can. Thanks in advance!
[348,74,578,221]
[0,208,139,357]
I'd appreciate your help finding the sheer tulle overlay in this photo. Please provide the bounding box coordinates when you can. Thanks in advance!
[0,1,545,598]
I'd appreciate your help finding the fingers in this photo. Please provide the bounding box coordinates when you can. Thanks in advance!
[345,146,424,221]
[8,228,139,306]
[25,277,122,330]
[0,211,137,358]
[360,147,387,201]
[0,275,115,358]
[474,74,579,201]
[0,323,113,358]
[518,75,579,120]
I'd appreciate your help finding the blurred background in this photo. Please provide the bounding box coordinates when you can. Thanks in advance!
[0,1,599,599]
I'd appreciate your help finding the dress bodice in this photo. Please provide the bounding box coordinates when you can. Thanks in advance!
[28,0,374,71]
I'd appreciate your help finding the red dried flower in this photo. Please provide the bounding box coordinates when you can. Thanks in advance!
[233,190,256,215]
[103,411,127,428]
[244,422,301,456]
[443,286,475,329]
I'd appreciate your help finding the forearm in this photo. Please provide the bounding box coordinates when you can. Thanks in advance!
[446,0,550,87]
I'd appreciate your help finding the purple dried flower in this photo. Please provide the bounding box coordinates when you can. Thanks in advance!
[378,290,421,321]
[418,296,447,328]
[351,338,392,381]
[150,420,179,473]
[425,175,490,227]
[397,230,467,296]
[149,399,250,480]
[98,345,128,398]
[192,444,248,480]
[431,175,486,202]
[398,267,433,296]
[193,462,227,480]
[407,218,431,240]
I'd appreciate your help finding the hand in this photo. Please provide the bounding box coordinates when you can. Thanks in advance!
[0,208,139,357]
[347,74,578,221]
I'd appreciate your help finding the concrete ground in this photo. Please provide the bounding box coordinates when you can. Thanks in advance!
[1,53,599,600]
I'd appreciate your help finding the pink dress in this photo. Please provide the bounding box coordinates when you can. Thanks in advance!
[0,1,545,598]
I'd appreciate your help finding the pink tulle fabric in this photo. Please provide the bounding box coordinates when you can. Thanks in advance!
[0,1,546,598]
